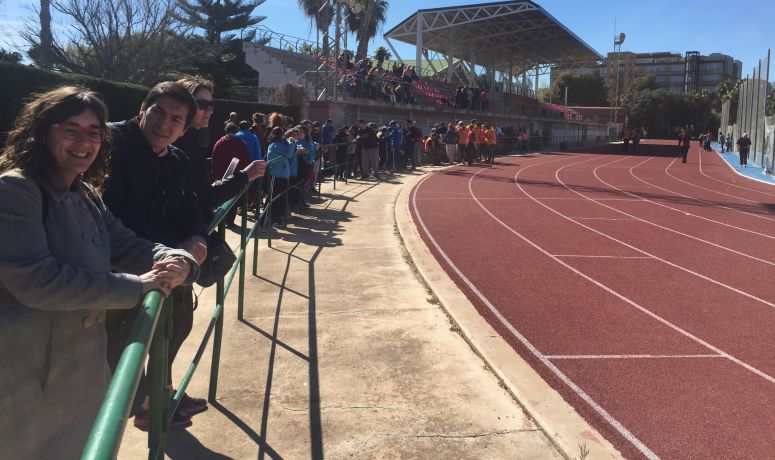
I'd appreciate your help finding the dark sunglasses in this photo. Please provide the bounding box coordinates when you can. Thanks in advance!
[196,99,216,110]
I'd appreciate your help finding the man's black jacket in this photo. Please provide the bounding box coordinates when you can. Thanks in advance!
[102,119,208,248]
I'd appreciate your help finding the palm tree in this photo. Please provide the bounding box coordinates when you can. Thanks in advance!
[345,0,388,61]
[297,0,334,56]
[38,0,53,68]
[374,45,390,69]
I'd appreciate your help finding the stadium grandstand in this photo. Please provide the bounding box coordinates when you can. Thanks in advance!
[241,0,611,143]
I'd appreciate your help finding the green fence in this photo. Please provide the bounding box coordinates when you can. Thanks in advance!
[80,143,354,460]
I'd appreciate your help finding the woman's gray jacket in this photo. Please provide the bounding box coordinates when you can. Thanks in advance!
[0,169,198,459]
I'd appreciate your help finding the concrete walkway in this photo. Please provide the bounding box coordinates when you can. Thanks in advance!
[118,168,598,459]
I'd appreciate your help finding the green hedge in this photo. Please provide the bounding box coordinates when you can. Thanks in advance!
[0,62,298,144]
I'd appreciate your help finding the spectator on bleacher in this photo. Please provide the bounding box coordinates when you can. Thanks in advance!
[444,123,460,163]
[471,89,480,111]
[480,90,490,111]
[0,86,198,459]
[102,82,211,430]
[389,120,402,170]
[236,120,262,161]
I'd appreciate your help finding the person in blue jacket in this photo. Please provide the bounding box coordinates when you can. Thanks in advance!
[266,126,295,226]
[389,120,402,171]
[235,120,262,161]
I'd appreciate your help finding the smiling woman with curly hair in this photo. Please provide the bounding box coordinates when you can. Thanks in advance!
[0,86,198,458]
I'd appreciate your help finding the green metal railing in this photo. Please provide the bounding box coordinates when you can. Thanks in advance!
[81,142,355,460]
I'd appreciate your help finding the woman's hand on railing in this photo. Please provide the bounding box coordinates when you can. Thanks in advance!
[243,160,266,181]
[140,268,175,296]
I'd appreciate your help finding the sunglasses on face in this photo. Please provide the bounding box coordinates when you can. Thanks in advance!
[53,122,107,143]
[196,99,216,111]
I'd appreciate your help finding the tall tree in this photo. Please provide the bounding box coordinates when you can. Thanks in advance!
[176,0,266,45]
[550,71,608,106]
[22,0,185,84]
[345,0,387,61]
[297,0,333,56]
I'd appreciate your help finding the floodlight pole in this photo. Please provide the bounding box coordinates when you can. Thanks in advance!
[612,32,625,133]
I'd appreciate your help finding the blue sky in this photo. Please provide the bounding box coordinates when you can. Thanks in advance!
[2,0,773,81]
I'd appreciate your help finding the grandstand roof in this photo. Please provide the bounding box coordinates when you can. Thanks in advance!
[384,1,605,75]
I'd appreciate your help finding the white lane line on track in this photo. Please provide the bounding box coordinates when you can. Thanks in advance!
[623,157,775,236]
[546,354,724,360]
[552,255,653,259]
[699,145,775,196]
[667,157,766,205]
[567,217,636,221]
[578,156,775,268]
[411,164,661,460]
[660,154,775,227]
[552,156,775,310]
[506,155,775,384]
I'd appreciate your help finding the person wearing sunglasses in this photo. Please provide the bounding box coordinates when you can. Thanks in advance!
[101,81,211,430]
[0,86,199,458]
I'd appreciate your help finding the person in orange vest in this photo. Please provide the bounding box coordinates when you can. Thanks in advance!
[473,121,485,161]
[483,124,497,163]
[457,121,468,165]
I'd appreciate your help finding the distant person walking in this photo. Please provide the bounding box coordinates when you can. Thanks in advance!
[622,128,632,152]
[719,133,726,152]
[678,129,691,163]
[737,133,751,167]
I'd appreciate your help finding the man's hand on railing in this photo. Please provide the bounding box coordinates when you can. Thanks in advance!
[243,160,266,181]
[179,236,208,265]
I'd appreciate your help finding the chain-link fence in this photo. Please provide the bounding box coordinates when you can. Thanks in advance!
[728,50,771,170]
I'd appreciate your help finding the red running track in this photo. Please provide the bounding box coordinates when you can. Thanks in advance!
[410,140,775,460]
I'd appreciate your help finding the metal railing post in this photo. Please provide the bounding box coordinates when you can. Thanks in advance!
[208,221,227,402]
[252,181,260,277]
[148,296,172,459]
[267,177,274,248]
[238,192,248,320]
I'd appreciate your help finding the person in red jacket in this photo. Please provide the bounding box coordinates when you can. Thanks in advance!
[212,122,252,226]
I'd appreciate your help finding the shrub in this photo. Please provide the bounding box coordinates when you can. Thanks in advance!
[0,62,298,144]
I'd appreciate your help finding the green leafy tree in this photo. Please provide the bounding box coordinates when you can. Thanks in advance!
[176,0,266,45]
[625,75,658,98]
[0,48,23,63]
[346,0,388,61]
[550,71,608,106]
[296,0,333,56]
[716,79,742,103]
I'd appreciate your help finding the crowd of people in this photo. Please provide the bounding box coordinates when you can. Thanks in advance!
[0,68,537,456]
[334,52,492,112]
